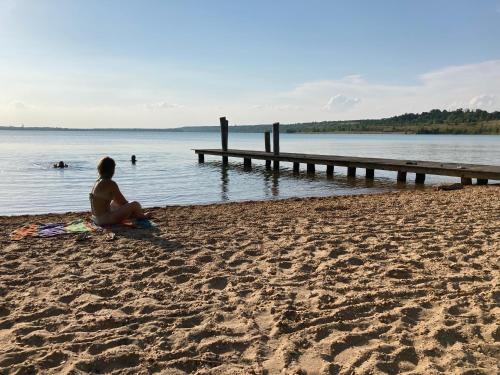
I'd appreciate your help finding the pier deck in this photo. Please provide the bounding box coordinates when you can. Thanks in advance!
[195,148,500,183]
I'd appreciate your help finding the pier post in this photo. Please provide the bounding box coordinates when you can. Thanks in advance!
[293,162,300,174]
[198,153,204,163]
[461,177,472,185]
[477,178,488,185]
[220,117,229,165]
[326,165,334,177]
[397,171,407,183]
[366,168,374,179]
[415,173,426,184]
[347,167,356,177]
[264,131,271,169]
[273,122,280,170]
[244,158,252,169]
[307,163,315,174]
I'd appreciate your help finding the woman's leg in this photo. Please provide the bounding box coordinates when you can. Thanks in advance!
[106,201,146,224]
[110,200,122,210]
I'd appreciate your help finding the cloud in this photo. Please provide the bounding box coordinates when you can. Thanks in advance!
[275,60,500,121]
[324,94,361,111]
[469,94,496,109]
[145,101,183,110]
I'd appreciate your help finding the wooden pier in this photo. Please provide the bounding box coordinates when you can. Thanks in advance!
[195,118,500,185]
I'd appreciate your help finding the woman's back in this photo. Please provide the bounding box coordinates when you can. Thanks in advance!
[90,178,113,217]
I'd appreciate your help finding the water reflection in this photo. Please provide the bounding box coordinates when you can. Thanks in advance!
[205,159,432,204]
[220,165,229,201]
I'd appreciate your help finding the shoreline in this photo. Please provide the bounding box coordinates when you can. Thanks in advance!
[0,189,420,219]
[1,186,499,373]
[2,127,500,136]
[2,183,499,219]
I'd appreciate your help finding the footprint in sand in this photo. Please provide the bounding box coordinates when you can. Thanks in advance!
[207,276,228,290]
[386,267,412,279]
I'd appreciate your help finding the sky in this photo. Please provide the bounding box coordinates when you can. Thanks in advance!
[0,0,499,128]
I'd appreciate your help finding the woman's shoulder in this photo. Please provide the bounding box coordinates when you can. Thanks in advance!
[95,178,117,189]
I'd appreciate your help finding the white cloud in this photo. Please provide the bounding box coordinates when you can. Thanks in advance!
[324,94,361,111]
[469,94,496,109]
[271,60,500,121]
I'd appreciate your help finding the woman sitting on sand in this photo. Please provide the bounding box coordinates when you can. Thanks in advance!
[90,156,148,225]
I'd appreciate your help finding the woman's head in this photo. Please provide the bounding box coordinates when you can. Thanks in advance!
[97,157,115,178]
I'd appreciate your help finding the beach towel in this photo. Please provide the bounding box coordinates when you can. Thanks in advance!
[65,218,98,233]
[10,218,156,241]
[39,223,66,238]
[9,224,39,241]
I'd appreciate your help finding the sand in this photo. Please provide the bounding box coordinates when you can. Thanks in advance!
[0,186,499,374]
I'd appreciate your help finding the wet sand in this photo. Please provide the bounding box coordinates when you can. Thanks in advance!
[0,186,499,374]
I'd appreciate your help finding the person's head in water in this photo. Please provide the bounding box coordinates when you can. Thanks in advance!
[97,157,115,179]
[131,155,136,164]
[58,161,65,168]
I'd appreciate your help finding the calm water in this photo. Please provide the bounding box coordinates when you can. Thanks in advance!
[0,130,499,216]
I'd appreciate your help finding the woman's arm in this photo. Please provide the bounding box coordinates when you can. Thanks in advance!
[111,181,128,205]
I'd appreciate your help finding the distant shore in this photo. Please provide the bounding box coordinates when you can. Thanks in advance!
[2,108,500,135]
[1,186,498,373]
[2,125,500,135]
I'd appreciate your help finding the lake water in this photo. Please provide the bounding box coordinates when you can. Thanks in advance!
[0,130,499,216]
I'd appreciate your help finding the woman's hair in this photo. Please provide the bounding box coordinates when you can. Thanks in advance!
[97,157,115,178]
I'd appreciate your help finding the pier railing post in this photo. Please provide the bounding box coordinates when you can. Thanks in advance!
[264,131,271,170]
[220,117,228,165]
[273,122,280,170]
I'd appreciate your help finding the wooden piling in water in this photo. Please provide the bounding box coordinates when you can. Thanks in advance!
[366,168,374,179]
[293,162,300,174]
[220,117,229,165]
[307,163,315,174]
[244,158,252,169]
[477,178,488,185]
[397,171,407,182]
[198,153,204,163]
[273,123,280,170]
[347,167,356,177]
[326,165,334,177]
[461,177,472,185]
[415,173,426,184]
[264,131,271,169]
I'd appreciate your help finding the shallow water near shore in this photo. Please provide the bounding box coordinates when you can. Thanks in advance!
[0,130,499,215]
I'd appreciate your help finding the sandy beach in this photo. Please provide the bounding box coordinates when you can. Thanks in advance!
[0,186,498,374]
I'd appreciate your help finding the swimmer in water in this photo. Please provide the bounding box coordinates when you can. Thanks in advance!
[131,155,137,164]
[53,161,68,168]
